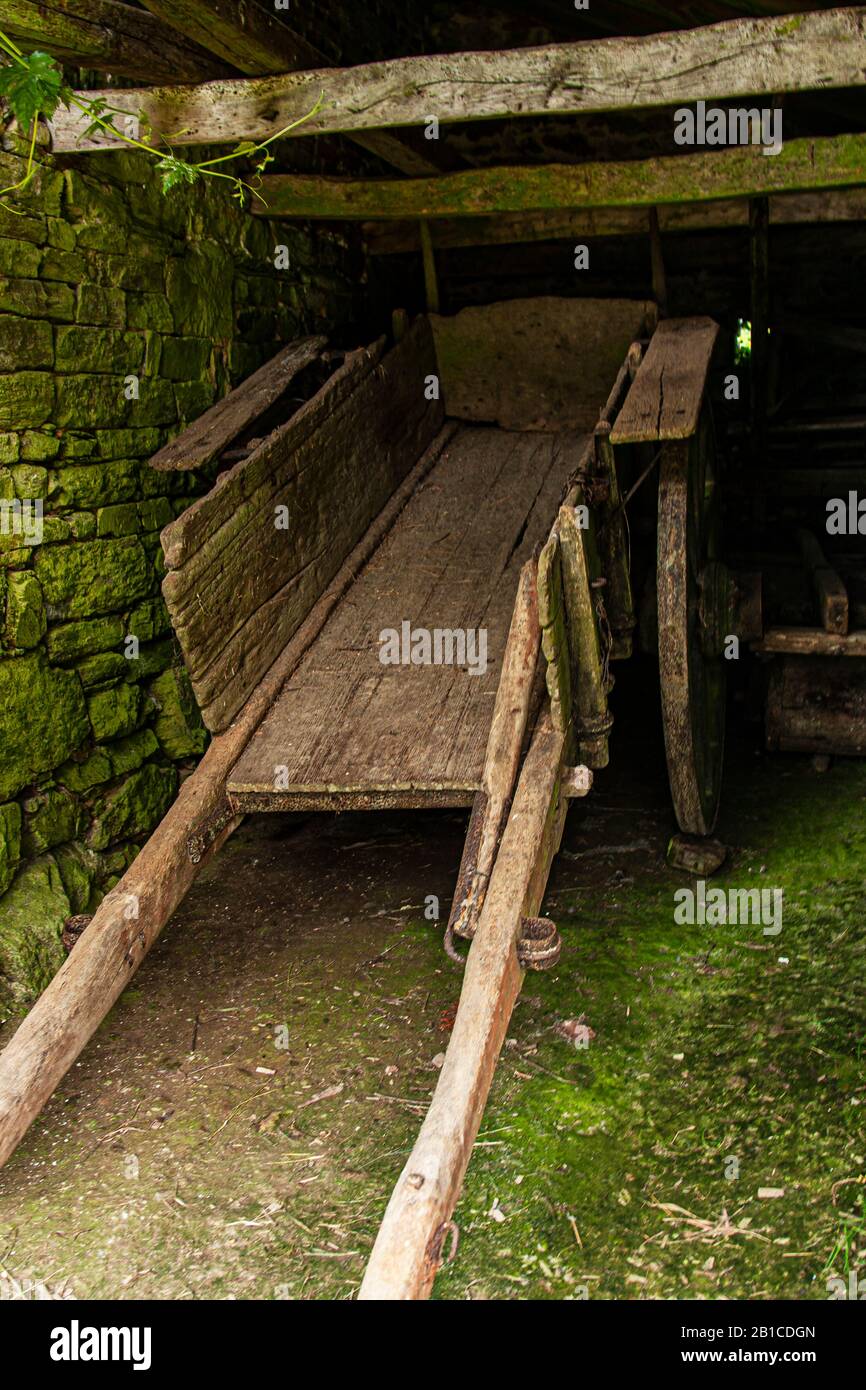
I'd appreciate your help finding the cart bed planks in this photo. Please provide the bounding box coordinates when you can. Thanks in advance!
[227,426,582,810]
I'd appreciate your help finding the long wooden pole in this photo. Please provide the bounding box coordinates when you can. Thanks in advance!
[359,710,567,1300]
[449,560,540,944]
[48,8,866,153]
[0,739,244,1169]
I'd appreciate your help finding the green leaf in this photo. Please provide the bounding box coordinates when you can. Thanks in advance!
[80,98,119,142]
[0,50,69,127]
[155,154,200,194]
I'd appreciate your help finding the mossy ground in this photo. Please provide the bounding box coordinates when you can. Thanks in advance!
[0,672,863,1301]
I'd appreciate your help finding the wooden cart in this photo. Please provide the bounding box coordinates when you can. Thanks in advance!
[0,295,771,1298]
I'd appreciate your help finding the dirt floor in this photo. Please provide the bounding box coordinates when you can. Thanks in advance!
[1,664,864,1301]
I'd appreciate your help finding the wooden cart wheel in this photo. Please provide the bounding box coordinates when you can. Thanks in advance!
[657,410,727,835]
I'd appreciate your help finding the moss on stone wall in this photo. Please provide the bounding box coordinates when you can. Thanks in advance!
[0,142,357,1015]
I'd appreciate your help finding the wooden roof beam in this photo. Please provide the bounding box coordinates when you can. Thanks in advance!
[361,190,866,254]
[49,7,866,154]
[0,0,232,83]
[251,134,866,220]
[137,0,444,176]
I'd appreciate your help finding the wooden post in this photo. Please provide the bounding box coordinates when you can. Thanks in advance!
[358,711,567,1300]
[419,221,440,315]
[749,195,770,458]
[796,529,849,634]
[648,207,668,318]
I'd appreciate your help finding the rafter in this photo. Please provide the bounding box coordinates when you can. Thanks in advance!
[48,7,866,154]
[360,190,866,254]
[0,0,230,83]
[137,0,319,72]
[251,134,866,220]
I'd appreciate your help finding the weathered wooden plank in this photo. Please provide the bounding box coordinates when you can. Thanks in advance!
[149,335,326,472]
[231,787,476,814]
[754,627,866,657]
[49,8,866,152]
[358,709,567,1300]
[363,191,866,255]
[448,560,540,944]
[797,529,849,636]
[611,317,720,444]
[252,134,866,220]
[2,0,230,82]
[162,319,444,730]
[227,428,579,800]
[138,0,442,177]
[0,774,236,1170]
[558,499,612,767]
[161,339,383,569]
[431,297,655,433]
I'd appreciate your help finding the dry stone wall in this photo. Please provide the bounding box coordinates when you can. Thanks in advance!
[0,143,358,1016]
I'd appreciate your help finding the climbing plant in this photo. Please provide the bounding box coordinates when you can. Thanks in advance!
[0,30,323,211]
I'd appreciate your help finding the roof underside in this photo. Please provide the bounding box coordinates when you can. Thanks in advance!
[12,2,866,225]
